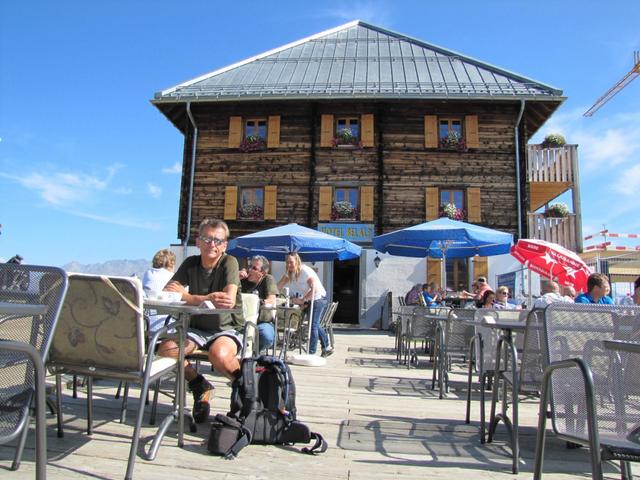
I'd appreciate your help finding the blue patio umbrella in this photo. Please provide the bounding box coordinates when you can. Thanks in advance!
[226,223,361,262]
[372,218,513,288]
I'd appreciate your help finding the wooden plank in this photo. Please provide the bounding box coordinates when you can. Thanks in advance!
[320,114,333,147]
[264,185,277,220]
[529,182,572,211]
[427,258,442,287]
[473,256,488,279]
[228,116,242,148]
[464,115,479,149]
[424,115,438,148]
[467,187,481,223]
[361,114,374,147]
[360,186,374,221]
[223,185,238,220]
[267,115,281,148]
[318,186,332,221]
[425,186,439,220]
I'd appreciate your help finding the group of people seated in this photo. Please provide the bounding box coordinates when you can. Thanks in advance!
[403,272,640,312]
[141,218,333,424]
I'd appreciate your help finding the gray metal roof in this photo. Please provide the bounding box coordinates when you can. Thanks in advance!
[153,20,563,103]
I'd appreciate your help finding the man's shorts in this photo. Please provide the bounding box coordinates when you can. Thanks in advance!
[187,328,243,352]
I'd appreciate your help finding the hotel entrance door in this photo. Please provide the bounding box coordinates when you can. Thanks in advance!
[332,259,359,324]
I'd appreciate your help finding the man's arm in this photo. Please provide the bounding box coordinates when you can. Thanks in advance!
[276,274,289,290]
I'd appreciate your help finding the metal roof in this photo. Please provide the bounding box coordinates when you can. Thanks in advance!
[153,20,563,103]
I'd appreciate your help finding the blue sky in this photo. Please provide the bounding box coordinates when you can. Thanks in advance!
[1,0,639,266]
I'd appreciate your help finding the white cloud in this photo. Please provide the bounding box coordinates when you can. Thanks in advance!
[319,1,393,25]
[612,164,640,195]
[161,162,182,174]
[64,209,161,230]
[147,183,162,198]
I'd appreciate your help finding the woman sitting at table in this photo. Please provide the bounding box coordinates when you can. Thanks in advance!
[493,286,517,310]
[476,289,495,309]
[421,282,442,307]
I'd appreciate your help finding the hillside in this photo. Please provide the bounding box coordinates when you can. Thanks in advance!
[63,259,150,279]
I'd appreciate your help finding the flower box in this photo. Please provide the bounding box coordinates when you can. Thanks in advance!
[541,133,566,148]
[439,203,466,221]
[544,203,569,218]
[238,203,263,219]
[439,131,467,152]
[239,135,266,153]
[331,201,358,221]
[332,128,362,148]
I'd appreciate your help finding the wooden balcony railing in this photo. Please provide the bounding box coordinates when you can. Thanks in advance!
[527,213,579,252]
[527,144,577,183]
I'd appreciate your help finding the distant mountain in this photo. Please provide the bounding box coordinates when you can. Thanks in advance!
[63,259,150,279]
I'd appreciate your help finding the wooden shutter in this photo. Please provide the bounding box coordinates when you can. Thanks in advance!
[424,115,438,148]
[267,115,280,148]
[465,115,479,149]
[473,256,488,280]
[228,116,242,148]
[318,186,332,221]
[224,186,238,220]
[264,185,277,220]
[467,187,481,223]
[361,114,374,147]
[425,186,439,220]
[320,114,334,147]
[360,186,374,221]
[427,258,443,287]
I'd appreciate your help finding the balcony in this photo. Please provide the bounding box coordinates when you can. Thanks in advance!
[527,144,578,211]
[527,212,579,252]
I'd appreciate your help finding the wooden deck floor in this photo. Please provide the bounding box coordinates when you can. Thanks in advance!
[1,330,617,479]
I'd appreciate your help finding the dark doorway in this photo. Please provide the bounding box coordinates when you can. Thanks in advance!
[332,259,359,324]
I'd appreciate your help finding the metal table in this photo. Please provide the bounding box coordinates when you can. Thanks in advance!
[142,300,240,456]
[0,301,47,316]
[602,339,640,354]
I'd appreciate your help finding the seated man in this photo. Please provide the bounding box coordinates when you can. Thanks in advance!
[533,281,569,309]
[157,219,244,423]
[574,273,612,305]
[239,255,278,353]
[421,282,441,307]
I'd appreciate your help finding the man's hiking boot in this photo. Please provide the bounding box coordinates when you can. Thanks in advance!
[321,347,334,358]
[188,374,213,423]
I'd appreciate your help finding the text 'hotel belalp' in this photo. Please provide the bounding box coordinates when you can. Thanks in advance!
[152,21,580,327]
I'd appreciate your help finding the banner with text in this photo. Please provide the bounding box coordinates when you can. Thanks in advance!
[317,223,374,243]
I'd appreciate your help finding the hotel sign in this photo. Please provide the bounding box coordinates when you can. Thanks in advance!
[317,223,374,243]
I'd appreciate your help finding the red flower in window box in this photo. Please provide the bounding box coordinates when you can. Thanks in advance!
[331,201,358,220]
[439,131,467,152]
[439,203,466,221]
[331,128,362,148]
[238,203,263,219]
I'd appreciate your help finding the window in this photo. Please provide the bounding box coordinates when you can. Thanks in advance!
[245,119,267,139]
[332,187,359,221]
[446,258,469,291]
[238,187,264,220]
[439,118,464,150]
[333,117,360,146]
[439,189,466,220]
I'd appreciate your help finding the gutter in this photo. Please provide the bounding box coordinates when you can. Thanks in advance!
[514,99,526,238]
[184,102,198,260]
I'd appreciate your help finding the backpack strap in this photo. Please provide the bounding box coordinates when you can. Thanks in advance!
[241,358,258,403]
[301,432,328,455]
[225,424,252,459]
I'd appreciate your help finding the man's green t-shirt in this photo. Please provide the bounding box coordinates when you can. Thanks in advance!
[170,254,244,332]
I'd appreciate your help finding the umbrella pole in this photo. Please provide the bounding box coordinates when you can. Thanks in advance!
[528,267,532,308]
[441,251,447,293]
[306,285,315,353]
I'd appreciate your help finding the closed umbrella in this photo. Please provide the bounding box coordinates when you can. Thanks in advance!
[372,218,513,289]
[510,239,591,292]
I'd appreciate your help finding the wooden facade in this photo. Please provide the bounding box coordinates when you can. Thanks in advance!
[174,100,527,244]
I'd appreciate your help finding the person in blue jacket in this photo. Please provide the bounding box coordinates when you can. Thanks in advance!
[574,273,613,304]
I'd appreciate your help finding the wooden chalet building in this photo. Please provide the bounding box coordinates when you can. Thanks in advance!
[152,21,576,326]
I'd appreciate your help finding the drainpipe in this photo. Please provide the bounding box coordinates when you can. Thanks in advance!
[184,102,198,261]
[514,100,526,239]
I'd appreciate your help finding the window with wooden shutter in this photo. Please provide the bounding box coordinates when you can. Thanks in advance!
[360,186,374,221]
[320,114,333,147]
[318,186,332,221]
[427,258,442,287]
[228,116,242,148]
[465,115,479,149]
[473,256,488,280]
[267,116,280,148]
[264,185,277,220]
[425,187,439,220]
[361,114,374,147]
[224,186,238,220]
[467,187,481,223]
[424,115,438,148]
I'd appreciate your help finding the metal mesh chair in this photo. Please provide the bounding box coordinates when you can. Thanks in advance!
[319,301,338,349]
[404,306,447,368]
[534,303,640,480]
[0,264,68,479]
[464,308,529,443]
[432,308,476,399]
[395,305,418,363]
[48,274,181,480]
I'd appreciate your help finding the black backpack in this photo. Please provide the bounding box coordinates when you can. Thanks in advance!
[208,355,326,458]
